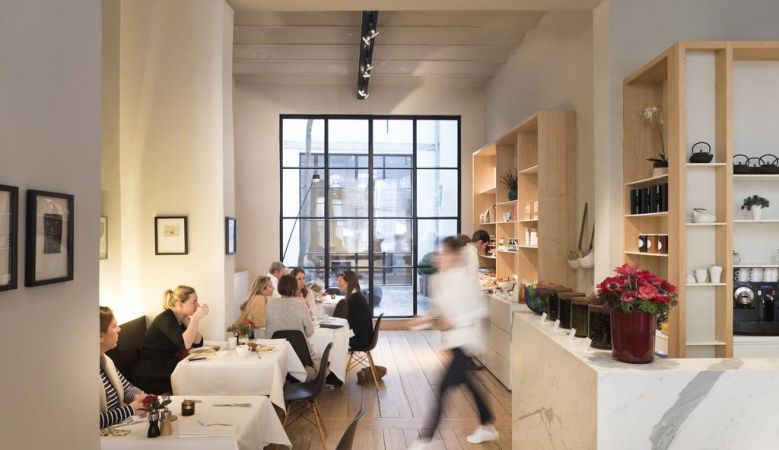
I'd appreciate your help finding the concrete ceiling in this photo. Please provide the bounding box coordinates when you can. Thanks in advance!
[233,11,550,87]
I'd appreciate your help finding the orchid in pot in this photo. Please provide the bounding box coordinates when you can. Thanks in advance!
[641,106,668,177]
[596,264,678,363]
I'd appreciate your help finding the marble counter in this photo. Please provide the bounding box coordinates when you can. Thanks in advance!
[511,311,779,450]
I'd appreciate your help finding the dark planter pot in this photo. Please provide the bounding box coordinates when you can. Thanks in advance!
[610,311,656,364]
[507,188,518,201]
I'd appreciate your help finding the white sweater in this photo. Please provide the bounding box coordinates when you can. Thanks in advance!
[429,265,488,354]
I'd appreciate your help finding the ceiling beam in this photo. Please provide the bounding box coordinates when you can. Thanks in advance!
[227,0,600,12]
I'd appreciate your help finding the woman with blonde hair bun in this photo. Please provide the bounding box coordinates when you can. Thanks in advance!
[133,285,209,394]
[235,275,272,328]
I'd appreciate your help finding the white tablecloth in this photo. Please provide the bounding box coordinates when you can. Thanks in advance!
[309,317,350,383]
[100,396,290,450]
[320,295,344,317]
[170,340,290,410]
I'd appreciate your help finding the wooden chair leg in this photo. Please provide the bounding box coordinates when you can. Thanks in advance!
[312,400,327,447]
[367,351,381,390]
[346,352,353,372]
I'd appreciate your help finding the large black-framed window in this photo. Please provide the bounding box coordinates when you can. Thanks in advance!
[280,115,461,318]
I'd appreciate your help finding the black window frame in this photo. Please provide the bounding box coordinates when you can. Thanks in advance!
[279,114,461,318]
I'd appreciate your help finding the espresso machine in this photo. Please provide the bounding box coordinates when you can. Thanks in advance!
[733,271,779,335]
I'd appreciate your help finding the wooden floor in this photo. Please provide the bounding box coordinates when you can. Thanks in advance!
[283,330,512,449]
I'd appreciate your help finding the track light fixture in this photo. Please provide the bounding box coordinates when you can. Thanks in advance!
[356,11,379,100]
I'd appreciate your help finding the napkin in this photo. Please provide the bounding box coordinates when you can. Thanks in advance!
[179,424,237,437]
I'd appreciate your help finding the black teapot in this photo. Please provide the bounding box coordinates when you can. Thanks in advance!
[759,154,779,174]
[689,141,713,163]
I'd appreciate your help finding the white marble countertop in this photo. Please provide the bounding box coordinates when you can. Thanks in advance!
[514,310,779,372]
[488,293,521,305]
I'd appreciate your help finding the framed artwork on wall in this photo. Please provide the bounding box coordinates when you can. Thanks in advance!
[155,216,188,255]
[0,184,19,292]
[99,216,107,260]
[225,216,236,255]
[25,189,74,287]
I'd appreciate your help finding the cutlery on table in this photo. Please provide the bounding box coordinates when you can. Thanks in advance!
[197,419,233,426]
[211,403,251,407]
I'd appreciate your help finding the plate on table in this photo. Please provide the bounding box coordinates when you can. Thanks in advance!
[189,346,218,354]
[254,343,279,353]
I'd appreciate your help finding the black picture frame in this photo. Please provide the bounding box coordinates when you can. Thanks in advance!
[25,189,74,287]
[0,184,19,292]
[155,216,188,255]
[225,216,236,255]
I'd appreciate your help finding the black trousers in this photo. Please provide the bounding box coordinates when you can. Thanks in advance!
[421,347,494,439]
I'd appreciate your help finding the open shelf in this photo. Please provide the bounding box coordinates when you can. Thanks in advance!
[686,340,727,347]
[686,163,727,168]
[518,245,537,250]
[519,219,538,224]
[624,174,668,188]
[686,222,727,226]
[625,211,669,218]
[686,283,727,287]
[735,264,779,268]
[733,219,779,223]
[495,200,517,206]
[624,251,669,257]
[733,174,779,182]
[480,255,497,260]
[496,220,518,224]
[478,187,496,195]
[497,250,519,254]
[518,165,538,175]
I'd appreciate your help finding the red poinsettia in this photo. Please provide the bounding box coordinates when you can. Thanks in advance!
[596,264,678,315]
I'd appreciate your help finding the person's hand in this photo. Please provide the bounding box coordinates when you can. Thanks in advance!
[133,393,147,403]
[192,303,210,320]
[438,316,453,330]
[130,398,147,417]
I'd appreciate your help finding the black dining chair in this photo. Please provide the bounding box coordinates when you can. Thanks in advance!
[283,342,333,448]
[271,329,315,367]
[335,407,366,450]
[347,313,384,390]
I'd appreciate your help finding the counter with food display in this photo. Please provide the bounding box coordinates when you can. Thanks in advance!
[511,311,779,450]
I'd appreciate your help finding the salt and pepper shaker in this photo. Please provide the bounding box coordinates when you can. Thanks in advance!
[159,409,173,436]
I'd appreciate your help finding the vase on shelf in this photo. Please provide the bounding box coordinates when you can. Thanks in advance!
[652,166,668,178]
[507,188,518,201]
[751,206,763,220]
[610,311,656,364]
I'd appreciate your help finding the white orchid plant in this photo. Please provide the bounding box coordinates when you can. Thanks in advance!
[641,106,667,167]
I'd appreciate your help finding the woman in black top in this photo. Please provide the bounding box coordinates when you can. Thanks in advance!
[133,285,209,394]
[335,270,373,349]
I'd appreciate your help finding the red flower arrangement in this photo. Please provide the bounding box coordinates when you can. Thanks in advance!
[227,319,256,336]
[596,264,678,316]
[141,394,172,412]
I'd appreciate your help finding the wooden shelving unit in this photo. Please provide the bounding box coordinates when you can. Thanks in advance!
[623,41,779,359]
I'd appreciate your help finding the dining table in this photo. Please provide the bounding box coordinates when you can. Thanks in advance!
[320,295,345,317]
[100,395,291,450]
[170,339,291,410]
[289,316,351,384]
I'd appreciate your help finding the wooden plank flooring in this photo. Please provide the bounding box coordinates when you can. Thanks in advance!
[281,330,512,449]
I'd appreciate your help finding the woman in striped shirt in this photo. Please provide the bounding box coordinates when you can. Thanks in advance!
[99,306,146,428]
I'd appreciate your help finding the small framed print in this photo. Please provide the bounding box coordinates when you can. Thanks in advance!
[0,184,19,291]
[25,189,74,287]
[155,216,188,255]
[99,216,108,260]
[225,216,236,255]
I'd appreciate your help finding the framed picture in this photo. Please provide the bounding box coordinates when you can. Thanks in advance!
[0,184,19,292]
[99,216,107,260]
[225,216,236,255]
[25,189,74,287]
[155,216,188,255]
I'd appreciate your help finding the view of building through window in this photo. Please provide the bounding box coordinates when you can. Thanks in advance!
[280,116,460,317]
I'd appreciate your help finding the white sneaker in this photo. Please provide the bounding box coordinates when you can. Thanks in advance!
[407,438,432,450]
[466,426,499,444]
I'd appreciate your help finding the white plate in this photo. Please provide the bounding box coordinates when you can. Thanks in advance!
[254,344,280,353]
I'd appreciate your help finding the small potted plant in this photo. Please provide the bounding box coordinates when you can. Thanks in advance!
[227,319,256,343]
[641,106,667,177]
[741,194,770,220]
[596,264,678,363]
[500,169,518,201]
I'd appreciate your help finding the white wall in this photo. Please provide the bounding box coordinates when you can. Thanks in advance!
[107,0,235,339]
[484,11,595,291]
[0,0,101,448]
[594,0,779,280]
[233,82,485,279]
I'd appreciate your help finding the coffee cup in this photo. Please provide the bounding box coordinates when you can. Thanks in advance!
[708,265,723,284]
[235,345,250,357]
[694,269,708,284]
[751,267,764,282]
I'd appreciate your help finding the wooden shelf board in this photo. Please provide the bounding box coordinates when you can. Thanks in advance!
[686,222,727,226]
[686,340,727,347]
[480,255,496,260]
[495,200,517,206]
[625,212,669,218]
[734,219,779,223]
[519,219,538,223]
[625,251,669,257]
[624,174,668,188]
[686,163,727,167]
[735,264,779,268]
[478,187,496,195]
[497,250,519,254]
[517,246,537,250]
[496,220,518,224]
[686,283,727,287]
[519,165,539,175]
[478,222,499,225]
[733,174,779,181]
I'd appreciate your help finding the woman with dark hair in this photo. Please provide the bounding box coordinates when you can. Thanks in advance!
[133,285,209,394]
[408,235,497,449]
[291,267,318,318]
[264,274,314,339]
[99,307,146,428]
[334,270,373,350]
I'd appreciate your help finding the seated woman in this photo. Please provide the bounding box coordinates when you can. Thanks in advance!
[235,275,272,329]
[291,267,318,318]
[99,306,146,428]
[133,286,209,394]
[265,274,314,339]
[335,270,373,349]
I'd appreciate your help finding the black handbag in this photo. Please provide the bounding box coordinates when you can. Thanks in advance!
[759,154,779,174]
[689,142,713,163]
